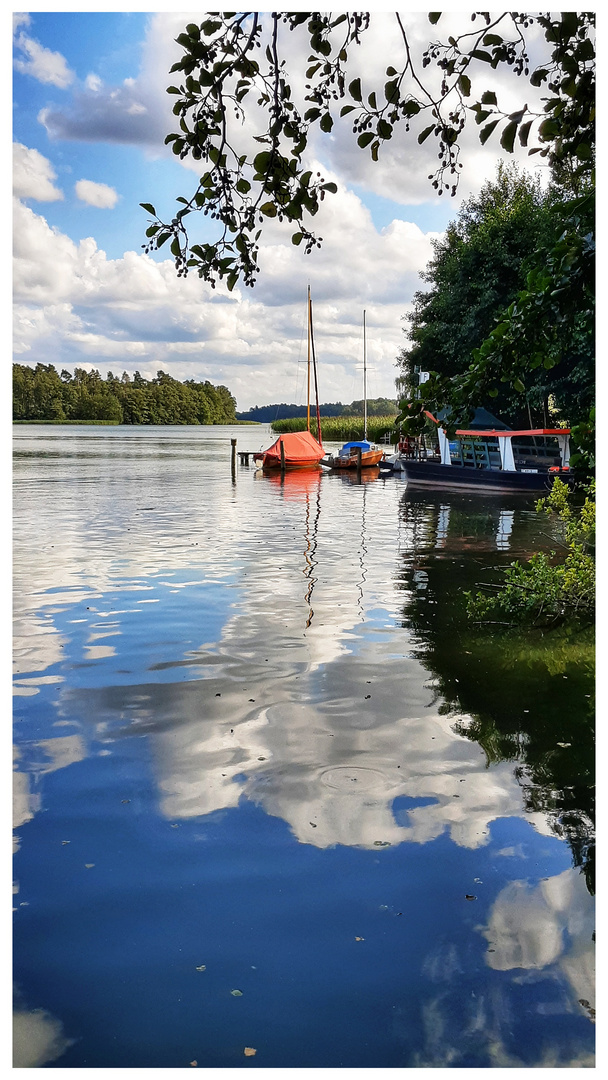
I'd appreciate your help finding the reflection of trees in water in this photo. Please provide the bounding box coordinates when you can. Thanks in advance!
[397,489,595,894]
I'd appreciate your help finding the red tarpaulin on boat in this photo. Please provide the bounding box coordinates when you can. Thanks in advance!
[258,429,324,468]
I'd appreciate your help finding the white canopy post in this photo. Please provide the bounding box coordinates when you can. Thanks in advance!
[437,427,452,465]
[557,433,571,466]
[499,435,516,471]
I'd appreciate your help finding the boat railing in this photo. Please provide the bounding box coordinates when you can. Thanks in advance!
[511,435,562,471]
[397,435,440,460]
[449,436,502,469]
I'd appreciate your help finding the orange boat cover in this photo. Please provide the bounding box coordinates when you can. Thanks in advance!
[262,429,324,466]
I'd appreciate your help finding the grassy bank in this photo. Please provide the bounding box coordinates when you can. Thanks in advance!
[271,415,398,442]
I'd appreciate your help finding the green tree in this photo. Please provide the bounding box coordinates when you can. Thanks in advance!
[397,161,593,428]
[13,365,238,426]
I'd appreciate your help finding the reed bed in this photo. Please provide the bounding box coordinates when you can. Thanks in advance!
[271,415,398,443]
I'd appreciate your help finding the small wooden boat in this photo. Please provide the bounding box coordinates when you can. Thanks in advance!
[325,311,384,470]
[254,287,324,471]
[330,440,384,469]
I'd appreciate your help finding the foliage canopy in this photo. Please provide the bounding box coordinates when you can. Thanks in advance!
[13,364,237,426]
[397,161,594,431]
[142,11,595,290]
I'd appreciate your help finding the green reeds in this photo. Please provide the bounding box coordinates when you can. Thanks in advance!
[271,415,398,443]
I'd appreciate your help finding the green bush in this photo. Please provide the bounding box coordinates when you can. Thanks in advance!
[466,478,595,625]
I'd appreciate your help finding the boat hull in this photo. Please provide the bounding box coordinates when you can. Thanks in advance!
[395,459,572,492]
[328,449,384,469]
[255,456,323,471]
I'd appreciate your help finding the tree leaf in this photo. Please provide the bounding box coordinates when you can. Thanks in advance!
[500,120,518,153]
[518,120,533,147]
[479,119,499,145]
[349,78,362,101]
[384,79,399,104]
[140,203,156,215]
[418,125,435,144]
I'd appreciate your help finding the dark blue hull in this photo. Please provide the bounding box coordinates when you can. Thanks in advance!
[398,459,570,492]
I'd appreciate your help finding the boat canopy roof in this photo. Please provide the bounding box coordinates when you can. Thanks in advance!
[263,429,324,462]
[340,441,371,452]
[454,428,571,438]
[436,406,512,430]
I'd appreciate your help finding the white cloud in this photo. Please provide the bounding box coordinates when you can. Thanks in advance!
[74,180,119,209]
[13,172,440,408]
[35,13,186,148]
[13,28,74,89]
[13,143,63,202]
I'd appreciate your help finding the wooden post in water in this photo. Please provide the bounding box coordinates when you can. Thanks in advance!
[231,438,236,481]
[357,445,362,477]
[280,439,286,474]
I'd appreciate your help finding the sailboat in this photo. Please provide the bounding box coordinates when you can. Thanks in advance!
[326,311,384,470]
[253,287,325,470]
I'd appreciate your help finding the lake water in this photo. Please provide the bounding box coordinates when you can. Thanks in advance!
[13,424,594,1069]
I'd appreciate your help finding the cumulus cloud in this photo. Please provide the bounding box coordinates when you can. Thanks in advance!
[13,143,63,202]
[13,170,439,407]
[36,13,187,148]
[74,180,119,209]
[13,25,74,89]
[281,11,552,206]
[85,73,103,92]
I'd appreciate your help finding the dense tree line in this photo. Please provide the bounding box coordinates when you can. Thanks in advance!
[236,402,344,422]
[236,397,397,422]
[13,364,237,425]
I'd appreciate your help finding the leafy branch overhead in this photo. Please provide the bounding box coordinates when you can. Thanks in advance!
[141,11,595,289]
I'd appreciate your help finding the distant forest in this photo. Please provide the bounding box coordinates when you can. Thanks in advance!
[236,398,397,422]
[13,364,237,425]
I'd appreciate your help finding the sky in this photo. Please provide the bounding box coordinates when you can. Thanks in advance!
[11,5,556,413]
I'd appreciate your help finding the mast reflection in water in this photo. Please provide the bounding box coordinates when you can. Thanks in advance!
[13,426,594,1068]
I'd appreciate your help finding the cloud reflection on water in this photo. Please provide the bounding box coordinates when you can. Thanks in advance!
[13,429,594,1067]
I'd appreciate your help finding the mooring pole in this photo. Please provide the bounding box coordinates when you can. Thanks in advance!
[280,439,286,474]
[231,438,236,480]
[357,446,362,477]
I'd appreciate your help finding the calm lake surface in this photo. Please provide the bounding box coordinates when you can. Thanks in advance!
[13,424,595,1069]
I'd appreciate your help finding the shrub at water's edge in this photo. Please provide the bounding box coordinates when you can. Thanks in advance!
[466,478,595,626]
[271,415,398,443]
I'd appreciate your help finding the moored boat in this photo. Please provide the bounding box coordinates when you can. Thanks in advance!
[385,409,573,491]
[253,428,325,470]
[329,440,384,469]
[324,310,385,471]
[254,287,324,471]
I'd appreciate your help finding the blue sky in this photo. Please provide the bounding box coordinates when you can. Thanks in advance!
[12,8,552,411]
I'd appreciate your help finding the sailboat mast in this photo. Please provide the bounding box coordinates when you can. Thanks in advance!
[309,295,323,446]
[307,285,311,433]
[363,309,367,442]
